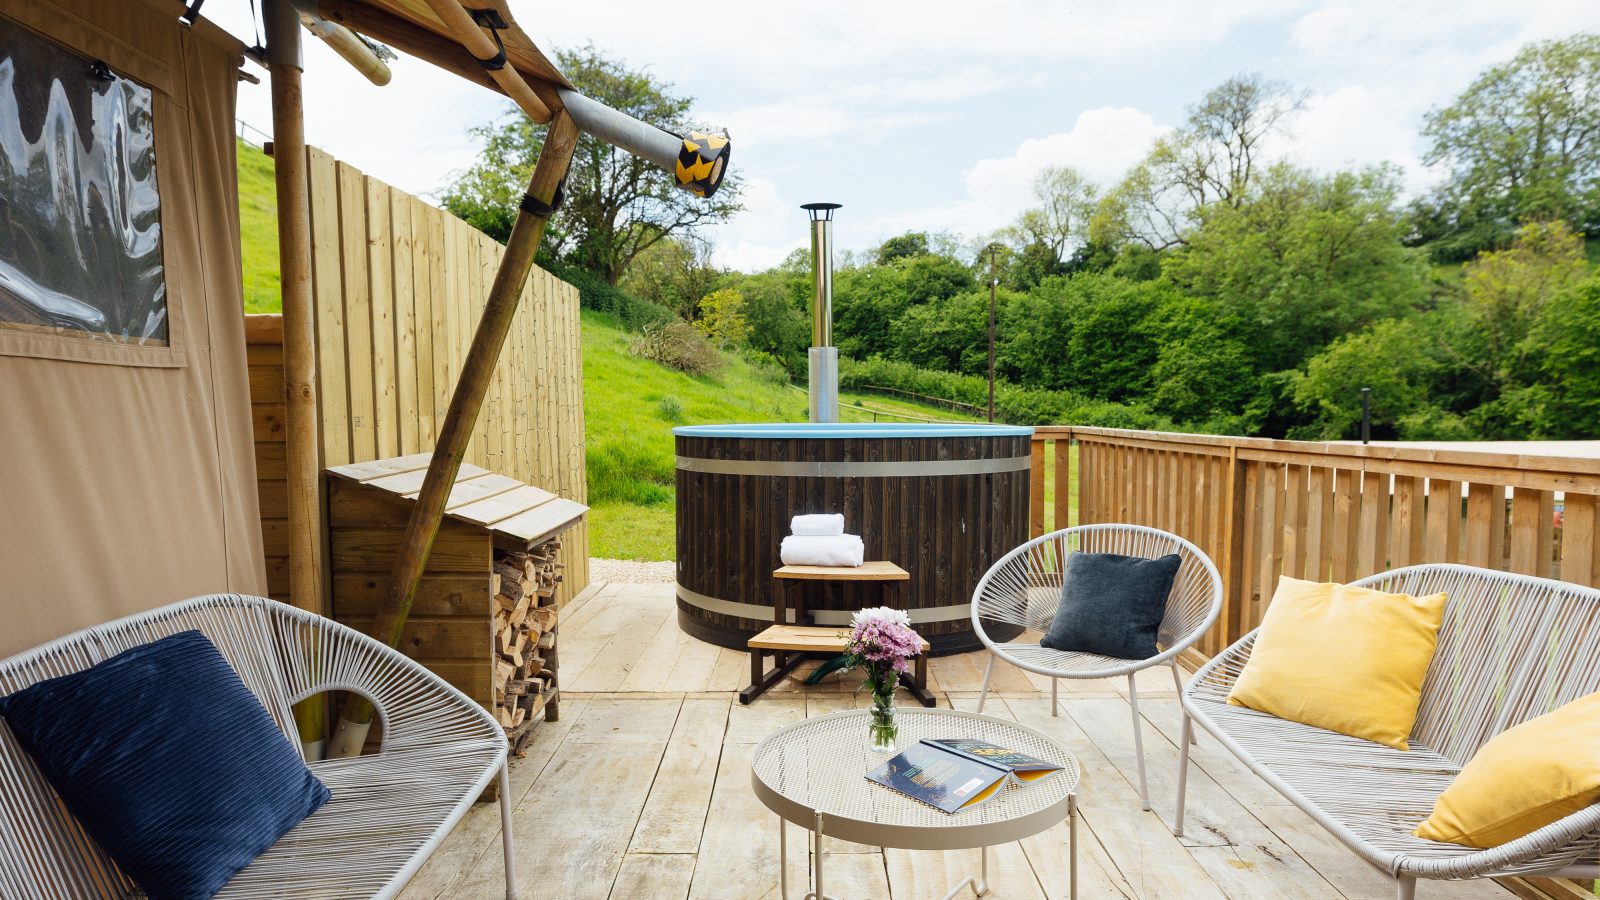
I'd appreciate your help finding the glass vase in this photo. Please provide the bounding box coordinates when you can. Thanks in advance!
[868,678,898,752]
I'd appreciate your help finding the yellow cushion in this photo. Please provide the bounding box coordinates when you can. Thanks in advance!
[1415,692,1600,848]
[1227,577,1446,750]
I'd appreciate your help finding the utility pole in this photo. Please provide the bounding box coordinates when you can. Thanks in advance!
[987,247,997,423]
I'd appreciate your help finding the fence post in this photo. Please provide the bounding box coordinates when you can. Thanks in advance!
[1030,437,1046,538]
[1219,446,1248,648]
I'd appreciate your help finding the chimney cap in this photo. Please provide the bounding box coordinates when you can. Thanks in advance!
[802,202,842,221]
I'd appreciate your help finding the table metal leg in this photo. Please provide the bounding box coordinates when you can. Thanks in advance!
[778,815,788,900]
[1069,793,1079,900]
[812,811,824,900]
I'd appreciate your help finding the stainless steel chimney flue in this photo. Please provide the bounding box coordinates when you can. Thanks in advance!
[803,202,842,423]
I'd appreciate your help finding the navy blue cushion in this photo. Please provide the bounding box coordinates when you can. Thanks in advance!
[1040,551,1182,659]
[0,630,329,899]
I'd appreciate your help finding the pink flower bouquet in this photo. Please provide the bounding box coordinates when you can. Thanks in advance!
[843,607,921,751]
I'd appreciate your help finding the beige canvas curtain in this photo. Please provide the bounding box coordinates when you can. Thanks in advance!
[0,0,265,656]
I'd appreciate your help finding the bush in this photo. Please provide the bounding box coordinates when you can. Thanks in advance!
[739,349,792,386]
[656,395,685,423]
[546,260,675,331]
[629,322,723,376]
[839,356,1180,430]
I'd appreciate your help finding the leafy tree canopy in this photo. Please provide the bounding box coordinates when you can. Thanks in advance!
[440,45,743,284]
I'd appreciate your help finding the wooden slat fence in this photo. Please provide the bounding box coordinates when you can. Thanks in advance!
[248,144,589,607]
[1030,427,1600,661]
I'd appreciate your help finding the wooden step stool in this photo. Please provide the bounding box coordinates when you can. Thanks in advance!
[740,561,936,707]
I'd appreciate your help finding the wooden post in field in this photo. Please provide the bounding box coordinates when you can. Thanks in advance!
[266,0,327,759]
[328,110,580,757]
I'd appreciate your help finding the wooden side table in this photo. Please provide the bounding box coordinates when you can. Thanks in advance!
[740,561,937,707]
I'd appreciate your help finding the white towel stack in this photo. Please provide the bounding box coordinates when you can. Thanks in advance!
[790,513,845,536]
[780,514,865,567]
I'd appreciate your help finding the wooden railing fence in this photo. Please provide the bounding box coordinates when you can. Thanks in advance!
[1031,427,1600,661]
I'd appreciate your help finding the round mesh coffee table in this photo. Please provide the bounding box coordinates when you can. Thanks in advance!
[751,708,1080,900]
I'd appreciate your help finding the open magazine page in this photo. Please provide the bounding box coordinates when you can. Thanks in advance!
[866,741,1008,813]
[926,739,1064,781]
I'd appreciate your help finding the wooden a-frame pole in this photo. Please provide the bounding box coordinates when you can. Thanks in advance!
[266,0,328,760]
[328,108,579,757]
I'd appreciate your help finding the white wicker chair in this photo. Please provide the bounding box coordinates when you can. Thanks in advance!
[1179,564,1600,899]
[0,594,517,899]
[972,524,1223,810]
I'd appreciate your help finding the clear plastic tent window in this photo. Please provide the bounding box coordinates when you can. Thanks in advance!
[0,21,167,345]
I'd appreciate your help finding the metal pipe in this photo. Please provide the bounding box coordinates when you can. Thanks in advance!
[803,203,842,423]
[290,0,392,86]
[804,203,839,347]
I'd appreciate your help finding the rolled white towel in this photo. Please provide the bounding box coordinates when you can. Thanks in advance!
[780,534,865,567]
[791,513,845,536]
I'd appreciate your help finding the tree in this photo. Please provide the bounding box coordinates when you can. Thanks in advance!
[694,287,749,346]
[832,252,975,358]
[1417,34,1600,258]
[1460,220,1589,388]
[875,232,929,264]
[1531,271,1600,436]
[1441,220,1592,436]
[440,44,743,284]
[1289,317,1445,439]
[1014,165,1098,266]
[622,236,720,321]
[1094,74,1304,251]
[1161,164,1428,372]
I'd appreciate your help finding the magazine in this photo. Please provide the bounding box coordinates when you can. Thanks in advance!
[865,738,1063,813]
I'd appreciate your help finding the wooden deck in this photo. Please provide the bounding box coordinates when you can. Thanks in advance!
[398,581,1528,900]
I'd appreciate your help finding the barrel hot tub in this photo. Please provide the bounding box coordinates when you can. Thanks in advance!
[674,423,1033,655]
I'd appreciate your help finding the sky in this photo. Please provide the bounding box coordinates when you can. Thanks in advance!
[210,1,1600,272]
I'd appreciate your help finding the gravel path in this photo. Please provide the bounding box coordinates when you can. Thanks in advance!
[589,558,674,584]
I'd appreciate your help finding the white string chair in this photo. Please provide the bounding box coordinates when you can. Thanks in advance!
[0,594,517,899]
[1178,564,1600,900]
[972,523,1222,810]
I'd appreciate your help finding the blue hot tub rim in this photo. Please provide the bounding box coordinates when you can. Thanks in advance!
[672,422,1035,439]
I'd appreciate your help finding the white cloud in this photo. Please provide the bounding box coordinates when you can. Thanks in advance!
[965,107,1170,210]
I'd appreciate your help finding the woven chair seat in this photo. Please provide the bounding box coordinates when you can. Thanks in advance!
[985,641,1163,679]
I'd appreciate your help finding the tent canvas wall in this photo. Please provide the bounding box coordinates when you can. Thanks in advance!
[0,0,264,657]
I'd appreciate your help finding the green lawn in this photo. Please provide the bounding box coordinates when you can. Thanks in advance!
[237,139,281,313]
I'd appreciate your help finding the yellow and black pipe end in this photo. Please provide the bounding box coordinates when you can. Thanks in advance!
[676,131,731,198]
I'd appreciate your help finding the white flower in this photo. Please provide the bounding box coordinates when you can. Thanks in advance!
[851,606,911,629]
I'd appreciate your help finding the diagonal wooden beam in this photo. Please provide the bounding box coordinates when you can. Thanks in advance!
[328,109,579,757]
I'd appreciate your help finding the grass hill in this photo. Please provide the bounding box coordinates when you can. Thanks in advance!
[235,143,975,559]
[237,140,281,313]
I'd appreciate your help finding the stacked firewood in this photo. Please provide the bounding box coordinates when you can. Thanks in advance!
[492,541,562,752]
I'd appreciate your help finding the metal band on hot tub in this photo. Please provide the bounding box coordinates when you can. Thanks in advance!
[674,455,1031,477]
[676,582,972,625]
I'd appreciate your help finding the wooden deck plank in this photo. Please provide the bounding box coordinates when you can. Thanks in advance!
[610,853,695,900]
[689,740,808,899]
[483,740,663,898]
[629,697,730,853]
[569,601,674,693]
[396,696,588,900]
[1065,696,1343,898]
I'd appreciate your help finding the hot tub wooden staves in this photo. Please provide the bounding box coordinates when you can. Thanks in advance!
[673,424,1033,654]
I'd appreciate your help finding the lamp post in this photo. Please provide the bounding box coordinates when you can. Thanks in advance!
[1361,387,1371,444]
